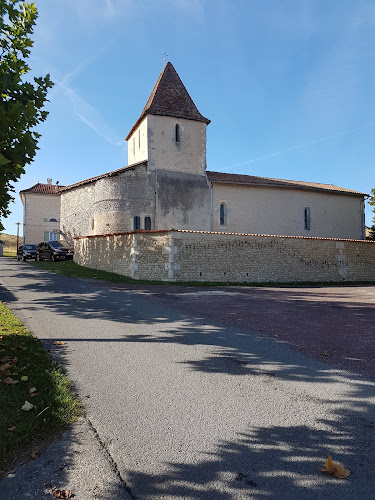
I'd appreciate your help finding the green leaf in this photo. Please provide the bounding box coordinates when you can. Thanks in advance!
[0,0,53,228]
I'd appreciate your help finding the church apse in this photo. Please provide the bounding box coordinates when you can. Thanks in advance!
[93,166,155,234]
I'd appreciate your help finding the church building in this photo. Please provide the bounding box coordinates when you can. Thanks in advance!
[20,62,367,246]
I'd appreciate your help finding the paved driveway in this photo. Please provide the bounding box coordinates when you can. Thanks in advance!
[141,283,375,379]
[0,259,374,499]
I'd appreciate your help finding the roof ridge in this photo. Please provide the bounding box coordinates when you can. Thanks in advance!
[206,171,367,196]
[59,160,147,192]
[20,182,63,195]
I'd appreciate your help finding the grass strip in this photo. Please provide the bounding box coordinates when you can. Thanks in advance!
[0,301,83,477]
[29,259,375,287]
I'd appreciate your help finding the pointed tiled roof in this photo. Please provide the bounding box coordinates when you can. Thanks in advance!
[207,171,368,196]
[19,183,63,195]
[126,62,210,140]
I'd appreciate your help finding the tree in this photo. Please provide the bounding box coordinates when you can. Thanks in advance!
[368,188,375,240]
[0,0,53,231]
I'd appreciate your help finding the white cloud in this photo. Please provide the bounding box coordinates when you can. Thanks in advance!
[171,0,205,20]
[105,0,116,17]
[53,76,124,148]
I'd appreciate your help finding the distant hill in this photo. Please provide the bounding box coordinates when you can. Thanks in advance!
[0,233,18,254]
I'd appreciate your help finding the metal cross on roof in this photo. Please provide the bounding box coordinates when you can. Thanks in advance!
[162,52,168,62]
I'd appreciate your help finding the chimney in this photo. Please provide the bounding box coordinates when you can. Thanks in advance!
[47,178,52,185]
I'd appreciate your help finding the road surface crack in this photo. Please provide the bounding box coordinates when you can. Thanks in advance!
[86,417,136,500]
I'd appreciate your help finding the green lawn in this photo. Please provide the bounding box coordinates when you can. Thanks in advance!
[31,259,141,283]
[0,302,82,477]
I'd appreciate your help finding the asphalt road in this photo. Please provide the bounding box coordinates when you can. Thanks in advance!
[0,259,374,499]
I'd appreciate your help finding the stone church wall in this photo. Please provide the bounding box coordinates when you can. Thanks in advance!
[156,170,210,231]
[60,164,156,244]
[74,230,375,283]
[60,185,95,245]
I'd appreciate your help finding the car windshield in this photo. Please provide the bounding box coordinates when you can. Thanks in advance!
[24,245,36,250]
[49,241,63,248]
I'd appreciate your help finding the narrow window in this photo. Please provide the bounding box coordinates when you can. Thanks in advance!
[133,216,141,230]
[132,136,135,154]
[304,207,310,231]
[175,123,180,143]
[144,216,151,230]
[138,129,141,149]
[220,203,227,226]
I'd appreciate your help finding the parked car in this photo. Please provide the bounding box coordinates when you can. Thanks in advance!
[17,244,37,261]
[36,241,74,262]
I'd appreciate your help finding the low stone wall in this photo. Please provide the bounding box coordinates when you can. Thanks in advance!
[74,230,375,283]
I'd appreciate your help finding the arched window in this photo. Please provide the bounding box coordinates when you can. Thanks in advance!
[304,207,311,231]
[133,216,141,230]
[175,123,180,143]
[220,203,227,227]
[144,216,151,230]
[48,218,57,222]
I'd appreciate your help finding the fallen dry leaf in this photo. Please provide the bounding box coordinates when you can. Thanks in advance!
[320,351,330,357]
[0,363,12,371]
[21,400,34,412]
[321,455,350,479]
[30,392,39,398]
[53,341,66,345]
[21,376,28,381]
[7,426,16,431]
[53,489,73,499]
[29,387,37,393]
[31,451,37,459]
[13,356,18,363]
[3,377,19,385]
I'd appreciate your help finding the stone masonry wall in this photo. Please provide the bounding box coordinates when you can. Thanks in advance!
[74,230,375,283]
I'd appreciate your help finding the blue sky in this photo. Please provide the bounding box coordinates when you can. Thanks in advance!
[3,0,375,235]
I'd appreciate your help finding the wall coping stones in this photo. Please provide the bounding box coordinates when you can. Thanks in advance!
[73,228,375,244]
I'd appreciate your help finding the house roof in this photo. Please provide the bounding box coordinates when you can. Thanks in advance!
[126,62,210,141]
[19,183,63,195]
[58,161,147,192]
[207,171,368,196]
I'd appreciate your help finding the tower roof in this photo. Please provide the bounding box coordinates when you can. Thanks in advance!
[126,62,210,140]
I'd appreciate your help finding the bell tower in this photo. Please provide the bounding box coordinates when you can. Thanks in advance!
[125,63,211,231]
[126,62,210,175]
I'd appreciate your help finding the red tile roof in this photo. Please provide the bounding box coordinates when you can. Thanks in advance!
[126,62,210,141]
[20,183,63,195]
[207,171,367,196]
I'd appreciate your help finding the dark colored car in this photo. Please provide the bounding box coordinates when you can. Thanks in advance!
[17,244,37,261]
[36,241,74,262]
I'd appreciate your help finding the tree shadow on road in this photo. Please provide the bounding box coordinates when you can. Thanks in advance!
[1,263,375,499]
[124,407,374,499]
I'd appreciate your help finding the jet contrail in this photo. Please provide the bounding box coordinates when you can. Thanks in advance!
[226,121,375,171]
